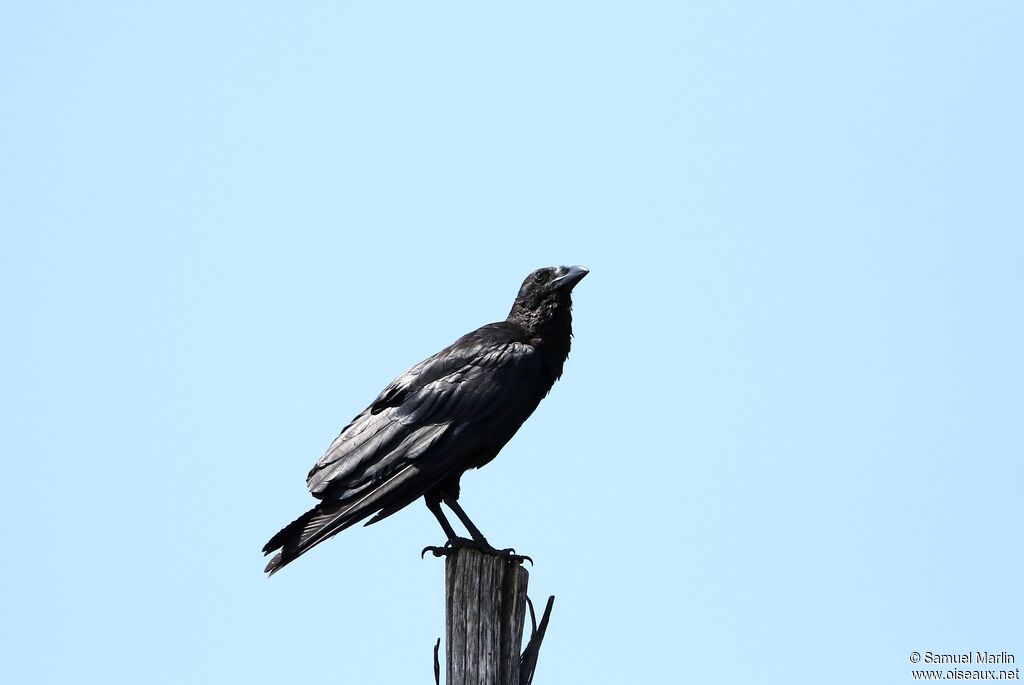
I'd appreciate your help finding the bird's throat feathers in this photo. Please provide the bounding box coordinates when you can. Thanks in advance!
[510,294,574,376]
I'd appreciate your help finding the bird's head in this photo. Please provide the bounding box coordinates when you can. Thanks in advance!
[508,265,589,332]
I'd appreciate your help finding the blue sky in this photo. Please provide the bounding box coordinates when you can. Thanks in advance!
[2,3,1021,683]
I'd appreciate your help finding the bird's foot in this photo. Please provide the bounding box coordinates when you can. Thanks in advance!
[421,537,532,565]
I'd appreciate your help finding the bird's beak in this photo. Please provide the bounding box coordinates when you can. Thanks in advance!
[554,265,589,290]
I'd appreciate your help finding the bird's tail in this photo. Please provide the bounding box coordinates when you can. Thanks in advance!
[262,500,364,575]
[262,464,433,575]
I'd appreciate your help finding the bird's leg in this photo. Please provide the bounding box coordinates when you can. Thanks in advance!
[441,493,491,546]
[439,493,532,565]
[425,495,460,542]
[422,495,471,558]
[420,493,531,563]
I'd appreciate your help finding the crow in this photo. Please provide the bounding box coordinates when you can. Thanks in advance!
[263,265,588,574]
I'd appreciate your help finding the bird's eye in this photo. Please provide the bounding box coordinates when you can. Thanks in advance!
[533,271,547,283]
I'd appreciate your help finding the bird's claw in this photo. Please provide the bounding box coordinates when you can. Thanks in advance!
[501,549,533,566]
[488,545,533,565]
[420,538,532,565]
[421,542,453,559]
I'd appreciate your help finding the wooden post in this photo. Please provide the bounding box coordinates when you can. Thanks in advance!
[444,548,529,685]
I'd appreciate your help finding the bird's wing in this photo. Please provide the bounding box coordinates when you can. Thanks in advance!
[306,328,540,501]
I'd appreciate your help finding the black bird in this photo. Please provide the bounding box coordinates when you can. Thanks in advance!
[263,265,588,574]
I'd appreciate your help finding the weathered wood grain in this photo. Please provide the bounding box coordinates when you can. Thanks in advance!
[444,548,530,685]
